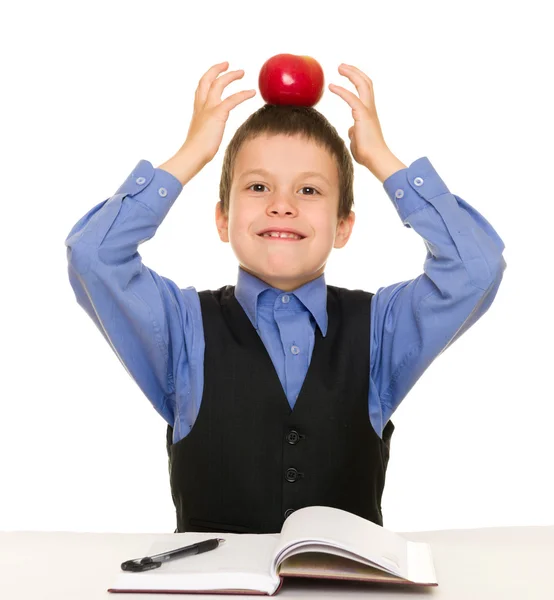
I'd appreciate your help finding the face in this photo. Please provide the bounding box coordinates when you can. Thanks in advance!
[215,133,355,292]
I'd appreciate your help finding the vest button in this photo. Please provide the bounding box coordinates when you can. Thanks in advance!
[286,430,300,444]
[284,508,296,519]
[285,467,299,482]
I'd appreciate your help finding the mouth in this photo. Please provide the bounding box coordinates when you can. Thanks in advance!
[257,234,306,242]
[256,230,307,242]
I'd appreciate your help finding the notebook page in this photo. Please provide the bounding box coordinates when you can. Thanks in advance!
[278,542,437,585]
[277,542,399,575]
[279,551,411,582]
[273,506,408,579]
[108,533,281,594]
[407,541,438,584]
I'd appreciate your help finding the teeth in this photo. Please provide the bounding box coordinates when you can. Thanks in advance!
[262,231,302,239]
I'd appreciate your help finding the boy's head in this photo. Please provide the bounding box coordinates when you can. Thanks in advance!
[216,104,356,292]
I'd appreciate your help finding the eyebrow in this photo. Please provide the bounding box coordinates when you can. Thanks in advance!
[239,168,331,186]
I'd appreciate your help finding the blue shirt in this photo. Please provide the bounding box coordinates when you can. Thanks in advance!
[65,157,507,444]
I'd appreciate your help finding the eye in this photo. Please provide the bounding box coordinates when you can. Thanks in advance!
[299,186,320,195]
[247,184,320,195]
[248,183,268,193]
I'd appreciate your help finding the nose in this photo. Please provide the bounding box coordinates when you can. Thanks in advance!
[266,194,298,216]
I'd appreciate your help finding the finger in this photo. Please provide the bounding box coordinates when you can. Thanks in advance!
[337,65,372,109]
[341,64,374,89]
[207,70,246,106]
[328,84,368,119]
[196,61,229,106]
[218,89,257,115]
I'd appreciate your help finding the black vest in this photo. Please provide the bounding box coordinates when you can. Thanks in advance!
[166,284,394,534]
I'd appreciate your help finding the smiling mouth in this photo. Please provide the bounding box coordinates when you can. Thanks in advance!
[257,233,306,241]
[257,235,305,242]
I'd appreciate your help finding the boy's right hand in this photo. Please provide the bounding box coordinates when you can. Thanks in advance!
[181,61,257,169]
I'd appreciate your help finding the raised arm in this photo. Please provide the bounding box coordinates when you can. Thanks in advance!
[369,157,506,432]
[65,160,192,424]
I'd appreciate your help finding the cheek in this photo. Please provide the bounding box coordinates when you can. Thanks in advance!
[232,200,259,228]
[230,213,250,235]
[311,211,337,238]
[227,204,255,239]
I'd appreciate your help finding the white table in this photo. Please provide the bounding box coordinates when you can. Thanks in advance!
[1,526,553,599]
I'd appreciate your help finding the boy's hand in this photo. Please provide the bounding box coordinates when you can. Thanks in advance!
[328,64,390,169]
[181,62,257,168]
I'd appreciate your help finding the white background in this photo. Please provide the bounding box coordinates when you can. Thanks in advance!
[1,0,552,534]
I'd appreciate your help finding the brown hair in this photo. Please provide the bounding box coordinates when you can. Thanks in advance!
[218,104,354,220]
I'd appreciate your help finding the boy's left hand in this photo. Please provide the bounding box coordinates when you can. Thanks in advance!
[329,64,389,169]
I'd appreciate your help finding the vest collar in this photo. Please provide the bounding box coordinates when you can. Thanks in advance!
[234,266,328,337]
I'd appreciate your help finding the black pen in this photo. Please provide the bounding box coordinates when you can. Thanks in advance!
[121,537,226,572]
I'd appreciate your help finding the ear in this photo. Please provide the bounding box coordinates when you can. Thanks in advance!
[215,201,230,243]
[334,210,355,249]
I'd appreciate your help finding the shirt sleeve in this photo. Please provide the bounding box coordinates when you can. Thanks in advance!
[368,156,507,435]
[64,159,196,426]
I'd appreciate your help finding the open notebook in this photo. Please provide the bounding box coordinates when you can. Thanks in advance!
[108,505,438,595]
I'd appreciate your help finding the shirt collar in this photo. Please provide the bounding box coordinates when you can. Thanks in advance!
[234,266,328,337]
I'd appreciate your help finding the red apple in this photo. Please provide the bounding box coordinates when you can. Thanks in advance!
[258,54,325,107]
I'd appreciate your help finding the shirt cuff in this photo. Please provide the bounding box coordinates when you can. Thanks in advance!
[114,159,184,222]
[383,156,451,227]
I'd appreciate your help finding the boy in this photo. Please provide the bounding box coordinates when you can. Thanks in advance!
[65,61,506,534]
